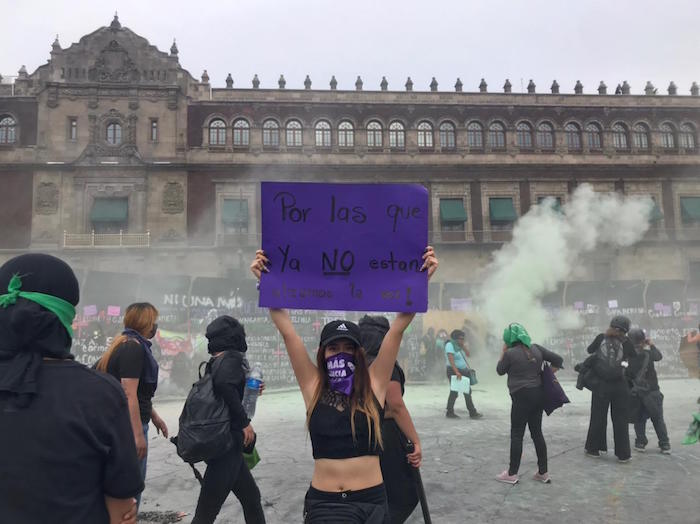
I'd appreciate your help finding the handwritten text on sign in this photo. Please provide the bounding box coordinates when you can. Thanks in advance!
[259,182,429,312]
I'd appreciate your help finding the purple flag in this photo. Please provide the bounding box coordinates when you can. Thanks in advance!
[259,182,428,312]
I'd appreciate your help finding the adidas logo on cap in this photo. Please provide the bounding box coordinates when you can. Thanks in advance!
[336,323,348,331]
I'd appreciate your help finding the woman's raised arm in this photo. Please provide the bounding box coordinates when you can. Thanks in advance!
[251,250,318,404]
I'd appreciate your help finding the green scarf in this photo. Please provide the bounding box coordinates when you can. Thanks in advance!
[503,323,531,348]
[0,274,76,338]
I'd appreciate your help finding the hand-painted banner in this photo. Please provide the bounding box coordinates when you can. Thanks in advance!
[259,182,429,312]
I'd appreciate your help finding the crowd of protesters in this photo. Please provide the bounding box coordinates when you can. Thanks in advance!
[0,251,693,523]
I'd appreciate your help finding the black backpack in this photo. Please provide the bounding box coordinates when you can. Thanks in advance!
[593,336,625,381]
[175,360,233,463]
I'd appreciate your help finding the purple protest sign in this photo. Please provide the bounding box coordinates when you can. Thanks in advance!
[259,182,428,312]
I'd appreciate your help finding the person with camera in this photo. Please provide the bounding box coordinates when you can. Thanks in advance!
[626,328,670,455]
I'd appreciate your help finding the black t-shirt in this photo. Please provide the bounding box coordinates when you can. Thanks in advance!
[0,359,143,524]
[105,339,156,423]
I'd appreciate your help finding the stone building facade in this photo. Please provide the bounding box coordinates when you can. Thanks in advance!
[1,16,700,309]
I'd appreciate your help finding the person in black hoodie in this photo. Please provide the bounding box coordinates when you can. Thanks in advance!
[359,315,421,524]
[626,328,670,454]
[0,254,142,524]
[191,315,266,524]
[584,315,635,462]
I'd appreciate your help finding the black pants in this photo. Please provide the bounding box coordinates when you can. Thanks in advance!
[508,386,547,476]
[446,367,477,416]
[380,420,419,523]
[633,390,669,447]
[191,444,266,524]
[304,484,390,524]
[585,380,631,459]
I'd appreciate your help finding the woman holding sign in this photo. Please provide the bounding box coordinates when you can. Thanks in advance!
[251,247,437,524]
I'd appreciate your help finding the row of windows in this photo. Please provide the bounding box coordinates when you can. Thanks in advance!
[0,116,161,146]
[0,112,695,151]
[86,194,700,238]
[206,117,698,151]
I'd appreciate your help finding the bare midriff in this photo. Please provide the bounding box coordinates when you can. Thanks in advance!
[311,456,383,492]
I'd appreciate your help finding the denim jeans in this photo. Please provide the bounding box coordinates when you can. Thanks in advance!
[136,423,148,507]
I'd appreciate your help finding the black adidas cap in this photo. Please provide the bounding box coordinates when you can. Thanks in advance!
[320,320,362,348]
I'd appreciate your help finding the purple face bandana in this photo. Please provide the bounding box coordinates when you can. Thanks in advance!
[326,352,355,396]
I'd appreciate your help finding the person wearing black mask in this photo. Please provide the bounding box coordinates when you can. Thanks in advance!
[584,315,635,462]
[191,315,266,524]
[360,315,421,523]
[0,254,143,524]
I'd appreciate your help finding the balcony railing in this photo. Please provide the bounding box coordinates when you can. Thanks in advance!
[63,230,150,248]
[217,232,260,247]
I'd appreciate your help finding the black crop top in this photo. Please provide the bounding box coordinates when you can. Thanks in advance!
[309,390,384,459]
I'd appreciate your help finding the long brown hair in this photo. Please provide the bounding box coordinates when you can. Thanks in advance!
[305,341,384,450]
[96,302,158,372]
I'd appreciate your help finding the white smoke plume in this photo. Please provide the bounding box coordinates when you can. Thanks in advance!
[477,184,654,342]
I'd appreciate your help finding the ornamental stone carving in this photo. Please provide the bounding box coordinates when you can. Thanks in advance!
[88,40,141,83]
[162,182,184,214]
[35,182,59,215]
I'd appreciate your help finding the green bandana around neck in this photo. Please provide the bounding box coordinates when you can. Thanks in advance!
[503,323,531,348]
[0,274,76,338]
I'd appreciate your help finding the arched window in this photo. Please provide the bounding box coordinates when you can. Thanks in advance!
[338,121,354,148]
[679,123,696,149]
[106,122,123,145]
[417,121,433,148]
[516,122,533,149]
[660,123,675,149]
[488,122,505,149]
[0,116,16,144]
[315,121,331,147]
[439,122,456,149]
[286,120,303,147]
[367,121,383,148]
[467,122,483,149]
[536,122,554,149]
[612,123,629,150]
[565,123,582,150]
[262,119,280,148]
[232,119,250,146]
[208,119,226,146]
[586,123,602,150]
[389,121,405,149]
[632,123,649,150]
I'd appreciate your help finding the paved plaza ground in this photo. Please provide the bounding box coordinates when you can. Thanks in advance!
[140,377,700,524]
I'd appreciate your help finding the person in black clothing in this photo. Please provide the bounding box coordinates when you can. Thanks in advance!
[626,328,670,454]
[360,315,421,524]
[496,323,563,484]
[96,302,169,507]
[191,315,266,524]
[251,247,438,523]
[584,315,635,462]
[0,253,142,524]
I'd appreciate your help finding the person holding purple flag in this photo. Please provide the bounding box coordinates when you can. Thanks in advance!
[496,323,563,485]
[250,247,438,524]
